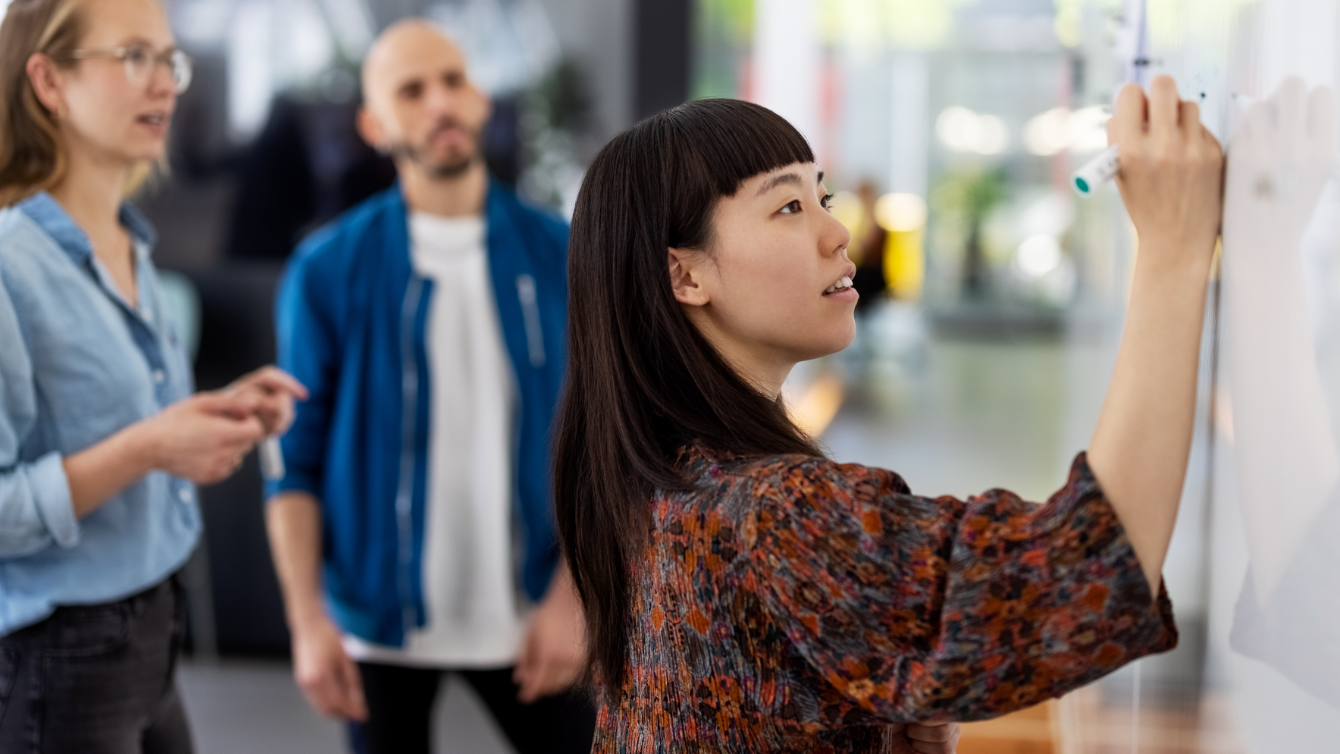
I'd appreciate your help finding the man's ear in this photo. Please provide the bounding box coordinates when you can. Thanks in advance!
[355,105,387,153]
[25,54,64,117]
[668,247,711,307]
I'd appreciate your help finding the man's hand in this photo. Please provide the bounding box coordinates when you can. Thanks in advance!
[225,366,308,437]
[291,614,368,721]
[897,722,961,754]
[513,566,587,703]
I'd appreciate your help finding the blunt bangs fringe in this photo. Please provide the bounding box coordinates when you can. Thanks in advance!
[666,98,815,200]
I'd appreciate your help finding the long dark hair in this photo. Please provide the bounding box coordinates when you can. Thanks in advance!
[553,98,824,699]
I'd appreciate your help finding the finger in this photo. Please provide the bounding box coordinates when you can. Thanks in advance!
[1179,99,1201,138]
[242,367,309,400]
[1308,85,1338,155]
[1148,75,1181,134]
[303,674,343,718]
[1111,83,1147,143]
[513,631,539,697]
[517,668,542,703]
[222,414,267,445]
[247,396,288,428]
[517,651,552,703]
[339,654,368,721]
[194,391,263,419]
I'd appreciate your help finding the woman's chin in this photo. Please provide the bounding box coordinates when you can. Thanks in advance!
[792,326,857,362]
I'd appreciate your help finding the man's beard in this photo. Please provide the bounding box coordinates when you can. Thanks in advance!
[387,118,481,179]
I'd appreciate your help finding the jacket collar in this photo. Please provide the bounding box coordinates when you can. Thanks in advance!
[388,176,520,238]
[16,191,157,267]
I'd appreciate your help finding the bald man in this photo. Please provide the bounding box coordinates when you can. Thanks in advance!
[264,21,594,754]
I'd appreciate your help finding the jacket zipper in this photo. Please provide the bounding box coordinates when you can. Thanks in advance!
[513,273,542,604]
[396,275,424,639]
[516,274,546,368]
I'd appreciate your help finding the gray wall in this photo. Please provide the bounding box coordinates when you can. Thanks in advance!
[536,0,634,144]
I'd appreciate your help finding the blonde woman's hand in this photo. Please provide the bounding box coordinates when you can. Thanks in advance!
[143,392,265,484]
[1109,75,1224,273]
[224,365,308,437]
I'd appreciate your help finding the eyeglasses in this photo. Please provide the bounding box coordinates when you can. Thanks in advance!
[63,45,193,94]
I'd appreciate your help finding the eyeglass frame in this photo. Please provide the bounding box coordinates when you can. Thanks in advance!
[58,45,193,95]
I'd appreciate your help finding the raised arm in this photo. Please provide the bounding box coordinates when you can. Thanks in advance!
[751,455,1176,723]
[1086,76,1224,592]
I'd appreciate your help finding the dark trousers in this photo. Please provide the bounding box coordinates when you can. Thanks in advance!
[349,662,596,754]
[0,577,193,754]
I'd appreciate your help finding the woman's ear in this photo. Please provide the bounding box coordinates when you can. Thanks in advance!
[668,247,711,307]
[25,54,65,118]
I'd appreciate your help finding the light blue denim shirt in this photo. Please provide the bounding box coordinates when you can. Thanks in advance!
[0,192,198,636]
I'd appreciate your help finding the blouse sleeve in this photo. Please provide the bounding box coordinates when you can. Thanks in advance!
[747,452,1176,723]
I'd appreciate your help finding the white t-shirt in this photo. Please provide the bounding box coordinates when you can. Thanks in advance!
[344,212,526,668]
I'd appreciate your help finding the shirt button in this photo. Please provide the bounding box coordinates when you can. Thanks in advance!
[153,370,166,384]
[178,487,191,503]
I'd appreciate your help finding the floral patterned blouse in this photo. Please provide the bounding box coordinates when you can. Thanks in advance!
[593,444,1177,753]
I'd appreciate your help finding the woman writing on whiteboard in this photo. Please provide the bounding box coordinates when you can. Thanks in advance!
[554,75,1221,752]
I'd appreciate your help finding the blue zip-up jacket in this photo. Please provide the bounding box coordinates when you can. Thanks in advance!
[266,182,568,647]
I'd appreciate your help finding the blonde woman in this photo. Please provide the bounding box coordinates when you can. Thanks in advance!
[0,0,303,750]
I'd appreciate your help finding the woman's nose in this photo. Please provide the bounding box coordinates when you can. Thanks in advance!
[823,212,852,256]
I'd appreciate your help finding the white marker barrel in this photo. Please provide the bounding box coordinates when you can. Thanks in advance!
[259,436,286,481]
[1072,145,1120,196]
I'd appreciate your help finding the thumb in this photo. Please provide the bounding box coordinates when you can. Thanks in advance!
[514,628,536,685]
[192,391,261,419]
[339,653,368,721]
[515,628,544,700]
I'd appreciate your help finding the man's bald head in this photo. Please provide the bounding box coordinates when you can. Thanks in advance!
[357,19,491,180]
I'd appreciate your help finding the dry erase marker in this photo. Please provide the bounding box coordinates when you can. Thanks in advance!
[259,436,285,480]
[1072,145,1120,196]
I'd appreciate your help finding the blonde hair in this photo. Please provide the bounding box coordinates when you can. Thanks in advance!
[0,0,154,208]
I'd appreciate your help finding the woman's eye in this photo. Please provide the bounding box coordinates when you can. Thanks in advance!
[779,200,802,215]
[125,47,150,65]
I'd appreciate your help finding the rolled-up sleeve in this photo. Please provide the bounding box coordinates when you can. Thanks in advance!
[0,281,78,557]
[266,249,338,501]
[750,452,1176,723]
[0,452,77,555]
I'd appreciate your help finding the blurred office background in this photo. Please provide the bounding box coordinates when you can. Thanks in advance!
[17,0,1333,750]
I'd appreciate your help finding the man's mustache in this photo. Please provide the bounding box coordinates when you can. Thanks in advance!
[426,117,473,141]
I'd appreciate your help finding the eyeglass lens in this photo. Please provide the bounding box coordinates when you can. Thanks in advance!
[123,48,192,94]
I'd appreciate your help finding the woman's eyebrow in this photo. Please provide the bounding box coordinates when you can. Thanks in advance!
[117,36,175,52]
[755,172,803,196]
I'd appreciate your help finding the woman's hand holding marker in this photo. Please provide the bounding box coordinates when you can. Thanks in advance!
[1109,76,1225,273]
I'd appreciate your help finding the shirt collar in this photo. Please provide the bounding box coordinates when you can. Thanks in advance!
[16,191,158,266]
